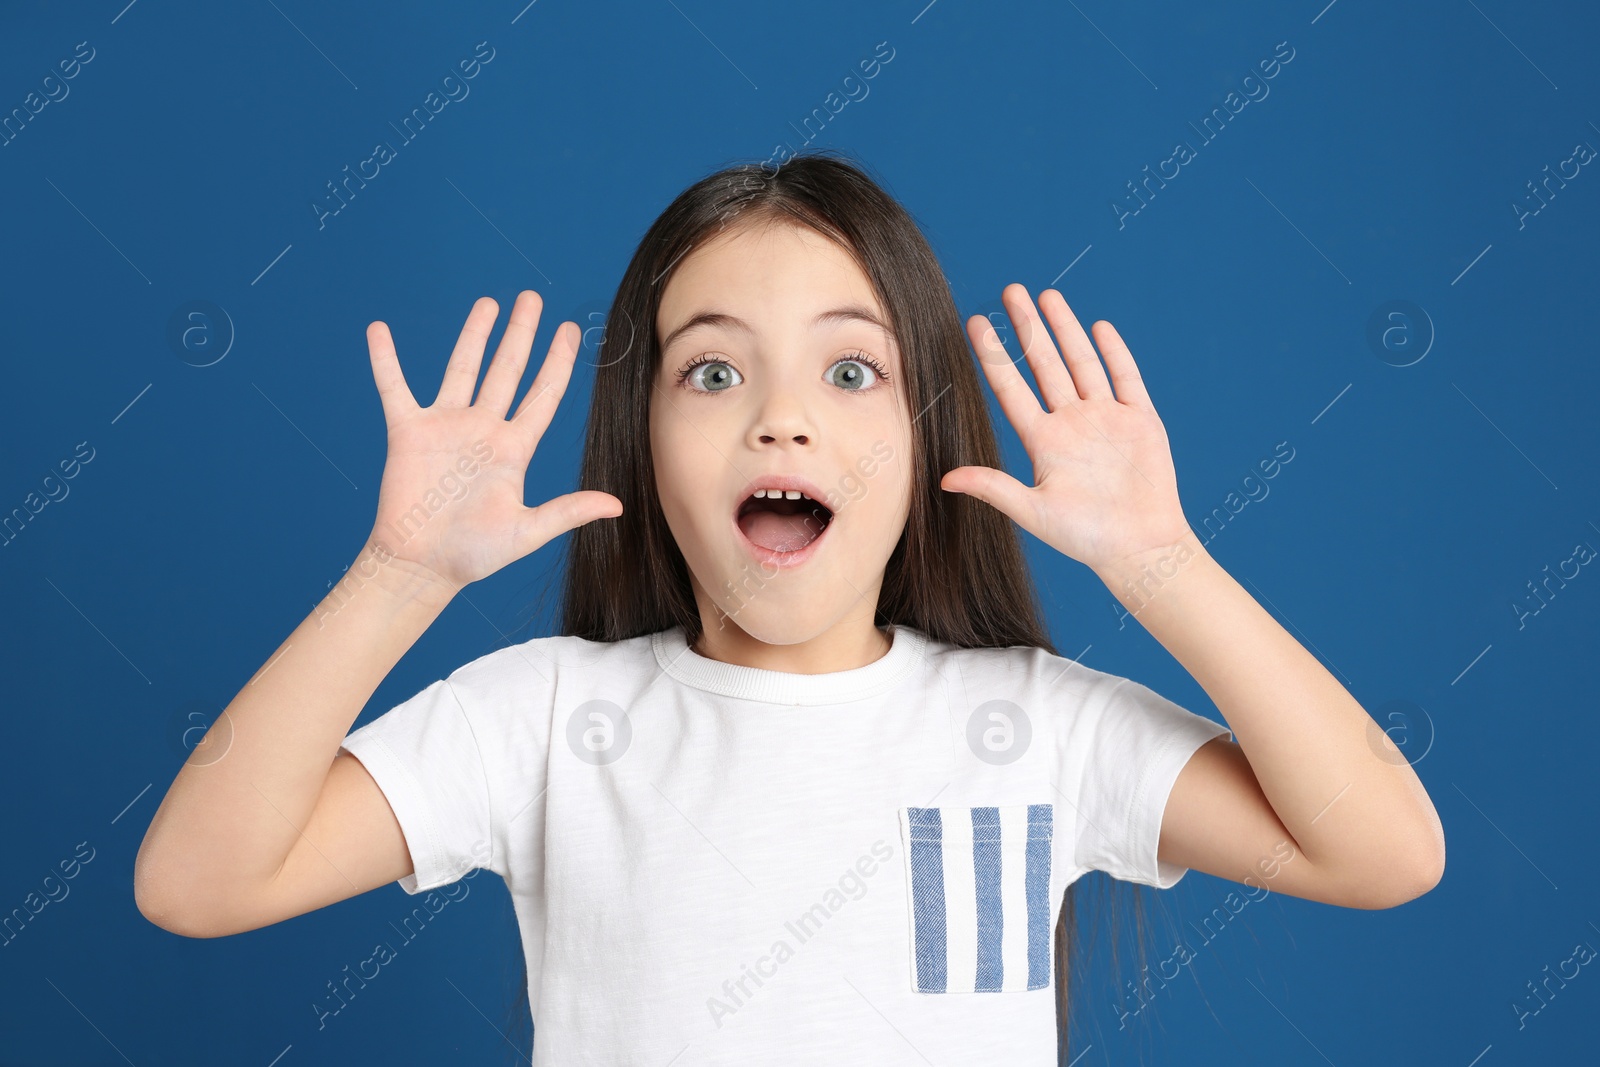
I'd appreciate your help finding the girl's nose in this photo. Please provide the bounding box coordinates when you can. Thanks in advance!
[758,430,809,445]
[747,387,814,449]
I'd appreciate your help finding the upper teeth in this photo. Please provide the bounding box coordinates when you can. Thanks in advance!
[754,488,807,500]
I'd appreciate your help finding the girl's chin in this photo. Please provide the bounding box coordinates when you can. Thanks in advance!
[702,570,860,642]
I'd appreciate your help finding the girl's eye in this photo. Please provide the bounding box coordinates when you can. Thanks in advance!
[678,356,743,392]
[826,353,890,391]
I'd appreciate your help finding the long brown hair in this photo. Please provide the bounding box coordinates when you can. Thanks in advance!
[500,150,1159,1066]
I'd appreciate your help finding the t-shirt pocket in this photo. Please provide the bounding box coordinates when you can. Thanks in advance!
[897,803,1055,993]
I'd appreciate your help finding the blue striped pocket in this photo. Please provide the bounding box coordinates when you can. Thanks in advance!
[899,803,1054,993]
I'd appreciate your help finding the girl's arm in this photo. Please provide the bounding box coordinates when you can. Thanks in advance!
[135,548,455,937]
[942,283,1444,909]
[1099,533,1444,908]
[135,292,622,936]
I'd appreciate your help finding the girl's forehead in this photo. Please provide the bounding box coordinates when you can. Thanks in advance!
[655,228,890,346]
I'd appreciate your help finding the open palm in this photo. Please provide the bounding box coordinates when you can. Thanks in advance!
[941,284,1190,575]
[365,290,622,593]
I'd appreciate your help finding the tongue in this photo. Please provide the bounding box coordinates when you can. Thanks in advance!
[738,510,823,553]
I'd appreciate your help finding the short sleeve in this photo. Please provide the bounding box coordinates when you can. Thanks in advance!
[1071,677,1232,888]
[339,676,493,895]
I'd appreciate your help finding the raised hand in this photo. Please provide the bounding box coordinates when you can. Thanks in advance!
[364,290,622,594]
[940,283,1190,576]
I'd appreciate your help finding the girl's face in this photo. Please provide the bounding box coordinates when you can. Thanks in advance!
[649,220,914,645]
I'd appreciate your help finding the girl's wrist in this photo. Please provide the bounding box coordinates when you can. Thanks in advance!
[1092,530,1210,603]
[344,537,462,612]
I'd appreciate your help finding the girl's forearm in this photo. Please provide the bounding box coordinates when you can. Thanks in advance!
[135,540,456,917]
[1095,532,1444,885]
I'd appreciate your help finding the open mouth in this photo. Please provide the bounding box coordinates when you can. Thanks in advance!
[735,488,834,554]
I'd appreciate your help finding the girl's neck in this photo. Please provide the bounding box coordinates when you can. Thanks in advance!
[690,613,893,675]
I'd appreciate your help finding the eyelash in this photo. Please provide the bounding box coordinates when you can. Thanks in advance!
[674,351,892,391]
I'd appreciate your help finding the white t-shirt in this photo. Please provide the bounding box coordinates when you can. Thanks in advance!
[338,622,1231,1064]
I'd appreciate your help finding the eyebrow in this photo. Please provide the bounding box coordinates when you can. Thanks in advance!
[658,304,891,354]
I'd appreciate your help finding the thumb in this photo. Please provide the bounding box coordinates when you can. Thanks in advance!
[511,490,624,558]
[940,466,1040,537]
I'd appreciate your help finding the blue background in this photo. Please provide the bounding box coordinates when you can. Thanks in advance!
[3,0,1597,1063]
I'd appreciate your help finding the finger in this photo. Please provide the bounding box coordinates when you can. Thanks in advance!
[366,321,419,424]
[511,320,580,449]
[1036,288,1114,402]
[939,465,1042,541]
[434,296,499,409]
[999,283,1083,409]
[1090,319,1153,410]
[965,313,1045,435]
[510,490,624,559]
[476,290,543,417]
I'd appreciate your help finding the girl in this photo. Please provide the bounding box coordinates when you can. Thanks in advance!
[135,151,1445,1065]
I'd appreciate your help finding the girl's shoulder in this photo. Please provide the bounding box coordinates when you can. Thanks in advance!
[923,634,1134,705]
[443,629,660,698]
